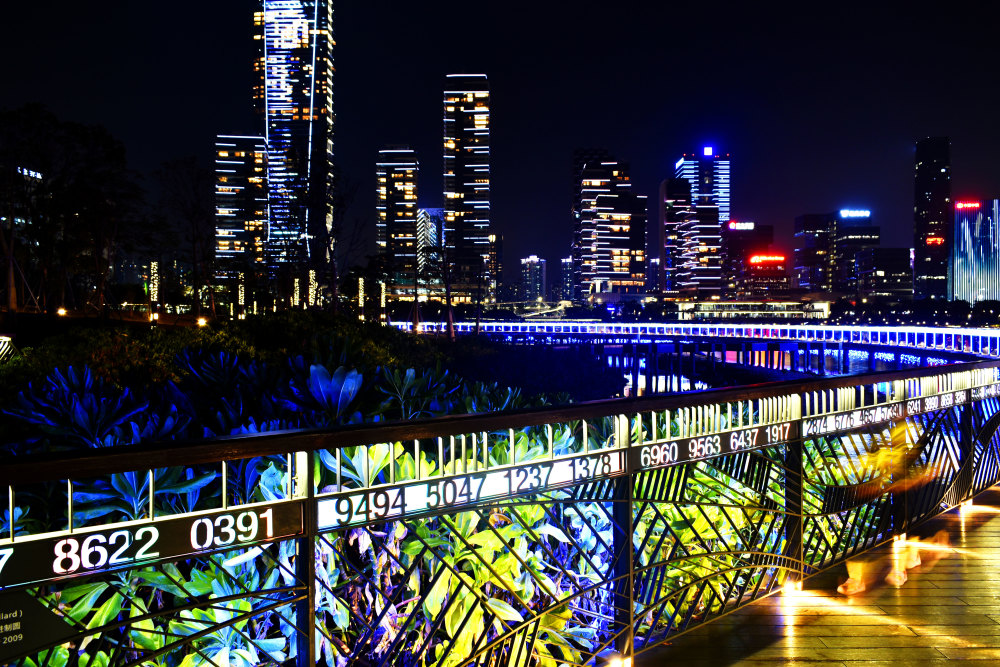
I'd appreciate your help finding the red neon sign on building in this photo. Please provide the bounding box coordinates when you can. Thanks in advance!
[749,254,785,264]
[956,201,981,210]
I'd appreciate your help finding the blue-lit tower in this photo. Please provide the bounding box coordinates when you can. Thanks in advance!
[674,146,731,223]
[254,1,334,300]
[952,199,1000,303]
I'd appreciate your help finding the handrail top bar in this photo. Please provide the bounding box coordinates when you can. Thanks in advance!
[3,356,997,486]
[414,319,1000,337]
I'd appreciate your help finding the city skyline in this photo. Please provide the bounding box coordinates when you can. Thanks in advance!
[3,2,1000,282]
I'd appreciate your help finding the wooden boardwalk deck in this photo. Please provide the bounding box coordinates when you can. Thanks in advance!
[638,487,1000,666]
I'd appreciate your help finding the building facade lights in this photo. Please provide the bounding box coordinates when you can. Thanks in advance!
[254,0,335,290]
[443,74,493,302]
[913,137,951,301]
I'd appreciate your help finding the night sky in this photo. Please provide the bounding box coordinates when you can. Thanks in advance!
[3,2,999,282]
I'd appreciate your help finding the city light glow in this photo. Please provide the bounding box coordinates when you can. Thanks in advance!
[926,236,945,245]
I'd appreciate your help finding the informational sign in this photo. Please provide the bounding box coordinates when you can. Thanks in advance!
[0,502,303,591]
[631,421,800,472]
[317,449,627,531]
[0,590,77,663]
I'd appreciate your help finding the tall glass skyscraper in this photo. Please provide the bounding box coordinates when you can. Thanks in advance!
[443,74,492,302]
[214,136,268,312]
[952,199,1000,303]
[376,147,419,297]
[520,256,547,301]
[572,158,647,300]
[913,137,951,300]
[254,0,335,288]
[668,147,729,298]
[675,147,731,224]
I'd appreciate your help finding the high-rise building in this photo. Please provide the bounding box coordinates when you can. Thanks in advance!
[254,1,335,292]
[857,248,913,301]
[832,209,880,293]
[443,74,492,302]
[667,148,729,299]
[793,213,834,292]
[572,158,647,301]
[214,136,269,313]
[572,149,612,301]
[952,199,1000,303]
[520,256,547,301]
[656,177,694,297]
[675,147,731,224]
[914,137,952,301]
[721,221,774,299]
[415,208,442,300]
[677,202,723,298]
[745,254,790,297]
[376,147,419,298]
[793,210,879,294]
[559,256,573,301]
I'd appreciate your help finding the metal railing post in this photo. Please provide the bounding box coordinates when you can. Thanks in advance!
[613,414,634,658]
[787,404,804,585]
[296,451,316,667]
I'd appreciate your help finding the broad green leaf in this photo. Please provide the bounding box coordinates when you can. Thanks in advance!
[485,597,523,623]
[87,592,123,630]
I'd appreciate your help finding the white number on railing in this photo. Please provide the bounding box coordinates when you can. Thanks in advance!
[0,547,12,577]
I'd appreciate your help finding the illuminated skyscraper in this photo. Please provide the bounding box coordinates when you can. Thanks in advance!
[952,199,1000,303]
[677,202,722,298]
[721,221,774,298]
[254,0,335,291]
[572,158,647,300]
[832,210,880,293]
[560,256,573,301]
[443,74,492,302]
[914,137,952,300]
[793,213,834,292]
[656,177,694,296]
[214,136,268,313]
[520,256,547,301]
[670,148,729,298]
[675,147,731,223]
[376,147,419,298]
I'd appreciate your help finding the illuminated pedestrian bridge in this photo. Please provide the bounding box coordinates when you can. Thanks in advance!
[2,322,1000,666]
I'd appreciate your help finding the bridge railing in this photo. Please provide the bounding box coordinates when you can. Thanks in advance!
[2,357,1000,666]
[402,320,1000,357]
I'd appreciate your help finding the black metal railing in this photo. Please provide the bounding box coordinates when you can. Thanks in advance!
[2,343,999,666]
